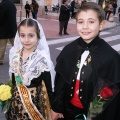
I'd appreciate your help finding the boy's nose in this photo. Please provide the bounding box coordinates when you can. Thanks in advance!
[83,22,88,29]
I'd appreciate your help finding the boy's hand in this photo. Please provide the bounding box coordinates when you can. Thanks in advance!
[51,109,64,120]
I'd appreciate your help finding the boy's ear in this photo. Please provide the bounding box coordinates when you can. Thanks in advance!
[99,20,106,31]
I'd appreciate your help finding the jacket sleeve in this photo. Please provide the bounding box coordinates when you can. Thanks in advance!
[51,72,65,113]
[0,7,4,24]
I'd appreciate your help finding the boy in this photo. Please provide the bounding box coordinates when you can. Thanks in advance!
[51,2,120,120]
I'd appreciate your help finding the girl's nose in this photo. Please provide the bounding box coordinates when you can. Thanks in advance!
[25,36,29,42]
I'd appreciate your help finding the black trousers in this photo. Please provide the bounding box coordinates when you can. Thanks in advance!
[71,9,75,17]
[59,20,69,34]
[26,11,30,18]
[32,12,35,19]
[113,8,116,15]
[58,103,87,120]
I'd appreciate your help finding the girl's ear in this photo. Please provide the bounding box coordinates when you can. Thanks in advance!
[99,20,106,31]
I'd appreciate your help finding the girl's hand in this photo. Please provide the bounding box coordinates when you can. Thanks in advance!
[51,109,64,120]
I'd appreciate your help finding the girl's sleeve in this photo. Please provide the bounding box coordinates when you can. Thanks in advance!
[43,71,53,105]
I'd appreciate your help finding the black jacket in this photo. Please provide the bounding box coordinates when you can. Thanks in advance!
[59,5,70,21]
[0,0,17,39]
[112,3,117,9]
[71,1,75,10]
[52,36,120,120]
[25,4,30,12]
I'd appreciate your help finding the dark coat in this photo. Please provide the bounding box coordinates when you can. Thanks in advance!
[112,3,117,9]
[59,5,70,21]
[52,36,120,120]
[0,0,17,39]
[25,4,30,12]
[30,2,39,14]
[71,0,75,10]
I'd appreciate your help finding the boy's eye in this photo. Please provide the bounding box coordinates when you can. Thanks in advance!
[29,34,34,38]
[89,21,94,23]
[78,21,83,24]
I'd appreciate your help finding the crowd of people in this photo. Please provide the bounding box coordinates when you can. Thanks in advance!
[0,0,120,120]
[104,1,120,21]
[24,0,39,19]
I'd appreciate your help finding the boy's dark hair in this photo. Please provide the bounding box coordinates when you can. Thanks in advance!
[76,2,105,23]
[62,0,67,4]
[18,18,40,39]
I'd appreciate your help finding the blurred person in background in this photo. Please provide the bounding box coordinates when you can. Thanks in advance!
[59,0,70,36]
[118,7,120,22]
[112,2,117,15]
[30,0,39,19]
[25,1,31,18]
[70,0,75,18]
[0,0,17,65]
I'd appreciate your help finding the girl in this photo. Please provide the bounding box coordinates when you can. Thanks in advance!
[6,18,55,120]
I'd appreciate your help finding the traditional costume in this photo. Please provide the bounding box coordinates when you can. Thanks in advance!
[6,18,55,120]
[52,35,120,120]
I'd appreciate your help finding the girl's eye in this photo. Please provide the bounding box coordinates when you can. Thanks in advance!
[29,34,34,38]
[20,34,25,38]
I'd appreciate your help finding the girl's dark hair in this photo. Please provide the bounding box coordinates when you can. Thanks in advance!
[76,2,105,23]
[18,18,40,39]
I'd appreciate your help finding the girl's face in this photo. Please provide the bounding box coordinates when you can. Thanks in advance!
[19,26,38,51]
[76,10,105,43]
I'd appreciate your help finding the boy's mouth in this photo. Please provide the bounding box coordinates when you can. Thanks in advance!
[82,32,90,35]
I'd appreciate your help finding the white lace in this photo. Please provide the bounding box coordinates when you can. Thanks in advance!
[9,18,55,90]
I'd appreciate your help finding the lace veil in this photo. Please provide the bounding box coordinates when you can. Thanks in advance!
[9,18,55,90]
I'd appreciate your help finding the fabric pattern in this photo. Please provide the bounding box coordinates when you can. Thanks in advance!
[6,80,51,120]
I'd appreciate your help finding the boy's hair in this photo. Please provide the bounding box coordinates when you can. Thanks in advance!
[76,2,105,23]
[18,18,40,39]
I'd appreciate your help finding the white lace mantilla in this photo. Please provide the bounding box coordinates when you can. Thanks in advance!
[10,49,50,86]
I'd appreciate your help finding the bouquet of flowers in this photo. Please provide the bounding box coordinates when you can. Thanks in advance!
[0,79,12,111]
[88,78,119,119]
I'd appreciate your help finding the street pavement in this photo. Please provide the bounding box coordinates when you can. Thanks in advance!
[17,12,119,39]
[0,13,119,119]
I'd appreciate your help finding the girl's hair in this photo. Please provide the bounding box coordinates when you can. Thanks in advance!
[18,18,40,39]
[76,2,105,23]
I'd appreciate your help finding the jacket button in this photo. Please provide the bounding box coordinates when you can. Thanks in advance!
[75,72,77,74]
[71,87,73,89]
[80,89,82,91]
[73,79,75,82]
[82,71,84,74]
[70,94,73,96]
[80,96,82,99]
[81,80,83,83]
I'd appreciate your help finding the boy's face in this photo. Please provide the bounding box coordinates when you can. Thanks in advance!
[76,10,105,43]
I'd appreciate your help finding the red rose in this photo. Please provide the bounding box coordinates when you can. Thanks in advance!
[100,87,113,99]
